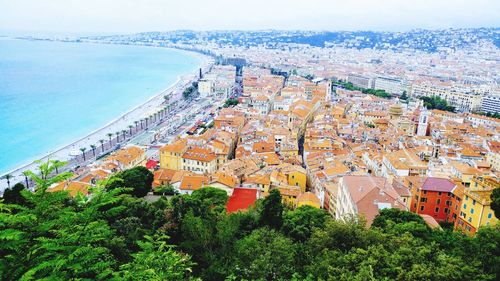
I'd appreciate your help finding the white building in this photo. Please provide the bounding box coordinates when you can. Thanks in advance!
[374,76,405,95]
[481,93,500,114]
[347,74,374,89]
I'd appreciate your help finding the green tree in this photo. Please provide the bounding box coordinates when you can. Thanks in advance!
[282,205,328,242]
[23,159,72,192]
[116,235,197,281]
[419,96,455,112]
[2,182,27,205]
[259,189,284,229]
[233,228,297,280]
[491,188,500,219]
[107,166,153,197]
[1,174,12,189]
[474,225,500,278]
[372,208,427,229]
[0,165,121,280]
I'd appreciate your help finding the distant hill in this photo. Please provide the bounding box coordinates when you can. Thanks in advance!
[88,27,500,52]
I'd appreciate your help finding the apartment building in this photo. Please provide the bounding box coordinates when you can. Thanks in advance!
[336,175,407,226]
[347,74,373,89]
[480,92,500,114]
[373,76,405,95]
[411,83,482,112]
[181,146,218,174]
[455,176,498,235]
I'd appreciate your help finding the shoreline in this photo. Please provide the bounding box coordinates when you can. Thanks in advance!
[0,40,214,187]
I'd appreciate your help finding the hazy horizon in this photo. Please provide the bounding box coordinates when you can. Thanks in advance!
[1,0,499,34]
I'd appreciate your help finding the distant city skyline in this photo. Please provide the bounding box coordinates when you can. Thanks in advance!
[0,0,499,34]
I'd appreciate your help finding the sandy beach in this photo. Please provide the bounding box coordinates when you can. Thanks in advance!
[0,48,213,191]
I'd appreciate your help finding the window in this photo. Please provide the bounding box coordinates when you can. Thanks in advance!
[437,199,441,204]
[420,206,425,211]
[468,217,472,223]
[465,195,469,200]
[472,200,476,206]
[435,207,439,213]
[423,190,427,195]
[463,204,467,210]
[413,203,417,209]
[420,198,427,203]
[438,192,442,196]
[488,213,492,219]
[444,208,448,214]
[471,209,474,214]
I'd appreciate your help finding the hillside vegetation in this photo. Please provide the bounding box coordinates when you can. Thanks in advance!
[1,162,499,280]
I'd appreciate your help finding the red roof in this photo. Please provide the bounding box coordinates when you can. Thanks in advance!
[146,160,158,169]
[226,188,258,213]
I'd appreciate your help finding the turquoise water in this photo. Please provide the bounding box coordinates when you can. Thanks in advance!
[0,39,201,174]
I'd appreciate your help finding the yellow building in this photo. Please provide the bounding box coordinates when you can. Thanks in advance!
[272,185,301,207]
[159,139,188,170]
[280,164,307,192]
[450,160,483,187]
[181,146,217,174]
[106,146,146,170]
[296,192,321,208]
[455,176,498,235]
[242,174,271,193]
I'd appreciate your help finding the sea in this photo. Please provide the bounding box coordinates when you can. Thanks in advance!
[0,38,201,174]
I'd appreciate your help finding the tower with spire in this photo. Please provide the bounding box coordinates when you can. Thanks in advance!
[416,107,429,136]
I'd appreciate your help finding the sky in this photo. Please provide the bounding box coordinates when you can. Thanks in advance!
[0,0,499,34]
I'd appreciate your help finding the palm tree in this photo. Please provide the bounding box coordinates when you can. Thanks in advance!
[115,131,120,143]
[80,147,87,161]
[107,133,113,145]
[140,119,144,130]
[145,118,148,127]
[128,125,133,135]
[22,170,30,189]
[90,144,97,157]
[2,174,12,189]
[134,120,139,131]
[53,160,61,174]
[99,139,105,152]
[121,130,126,140]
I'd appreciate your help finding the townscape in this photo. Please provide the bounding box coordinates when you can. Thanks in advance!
[1,28,500,280]
[15,28,498,232]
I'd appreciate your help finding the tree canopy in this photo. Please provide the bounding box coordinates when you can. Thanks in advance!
[106,166,153,197]
[419,96,455,112]
[1,163,499,280]
[491,187,500,219]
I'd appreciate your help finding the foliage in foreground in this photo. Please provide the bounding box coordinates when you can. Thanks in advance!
[1,163,499,280]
